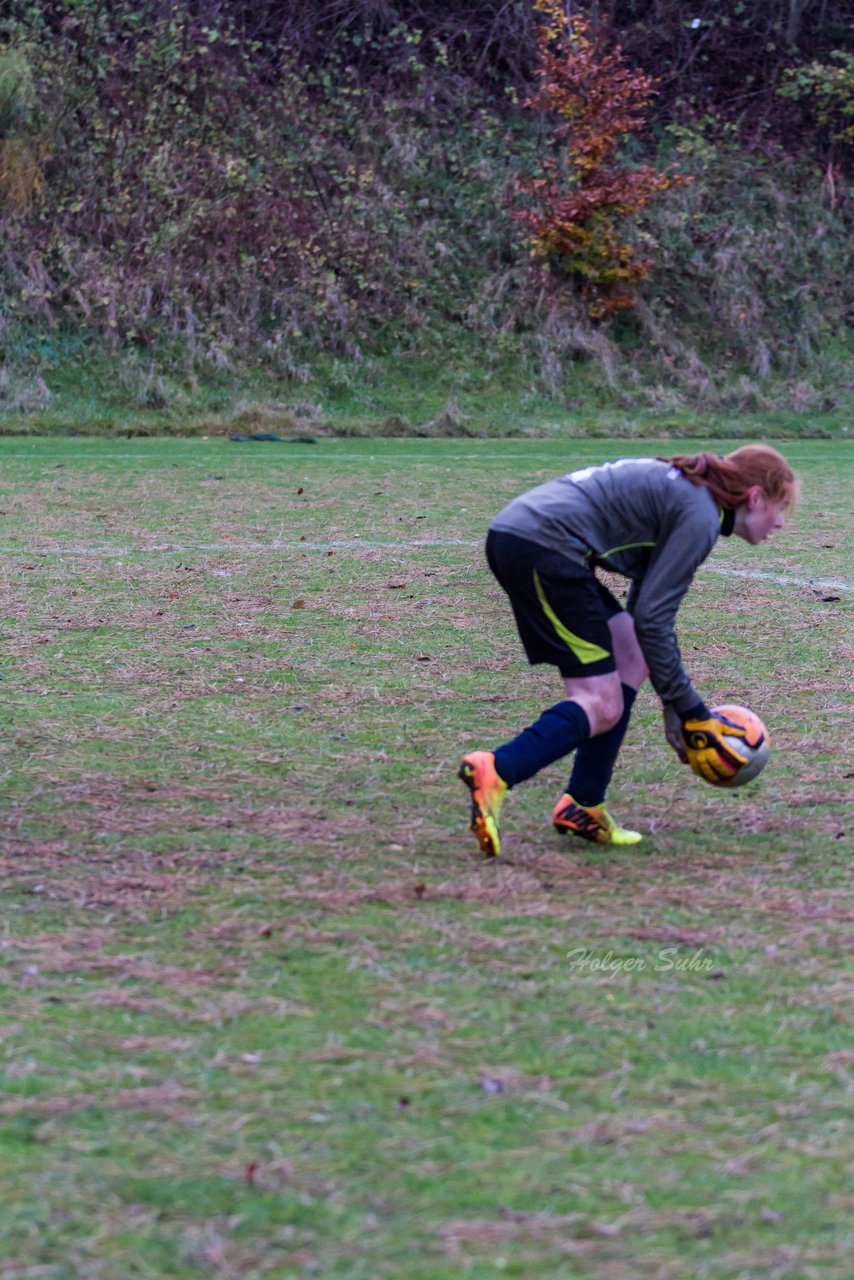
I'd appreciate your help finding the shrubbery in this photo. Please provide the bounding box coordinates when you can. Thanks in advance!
[0,0,851,417]
[513,1,688,317]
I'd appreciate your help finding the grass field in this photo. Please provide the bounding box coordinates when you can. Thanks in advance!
[0,435,851,1280]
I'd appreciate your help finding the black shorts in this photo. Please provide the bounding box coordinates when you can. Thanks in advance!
[486,529,621,678]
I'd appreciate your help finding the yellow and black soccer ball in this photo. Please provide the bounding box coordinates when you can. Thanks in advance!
[708,703,770,788]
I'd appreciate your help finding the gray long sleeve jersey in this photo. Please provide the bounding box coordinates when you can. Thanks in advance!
[490,457,733,716]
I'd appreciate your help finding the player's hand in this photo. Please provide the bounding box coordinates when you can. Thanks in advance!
[682,713,749,783]
[662,705,688,763]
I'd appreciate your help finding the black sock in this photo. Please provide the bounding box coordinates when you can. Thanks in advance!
[566,684,637,807]
[494,700,591,789]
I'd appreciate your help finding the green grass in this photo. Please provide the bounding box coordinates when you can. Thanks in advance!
[1,335,852,441]
[0,436,851,1279]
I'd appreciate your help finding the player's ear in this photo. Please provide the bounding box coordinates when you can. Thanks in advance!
[745,484,762,510]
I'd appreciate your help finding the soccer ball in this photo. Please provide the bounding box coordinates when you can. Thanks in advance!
[708,703,770,788]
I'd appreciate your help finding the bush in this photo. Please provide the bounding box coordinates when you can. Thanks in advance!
[0,1,850,419]
[513,1,686,316]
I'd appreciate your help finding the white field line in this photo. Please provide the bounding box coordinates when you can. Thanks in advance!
[1,539,852,595]
[708,567,852,594]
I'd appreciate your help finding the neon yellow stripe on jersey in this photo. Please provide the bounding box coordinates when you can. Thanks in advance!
[598,540,655,559]
[533,570,611,664]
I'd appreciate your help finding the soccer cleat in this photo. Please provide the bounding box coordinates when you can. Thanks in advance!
[552,793,642,846]
[458,751,508,857]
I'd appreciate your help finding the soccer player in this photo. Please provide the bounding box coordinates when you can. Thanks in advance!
[459,445,798,855]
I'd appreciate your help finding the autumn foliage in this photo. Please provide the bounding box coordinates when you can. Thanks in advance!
[515,0,687,316]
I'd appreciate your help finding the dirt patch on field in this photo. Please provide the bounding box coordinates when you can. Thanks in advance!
[0,1081,200,1119]
[3,774,361,844]
[3,940,233,989]
[277,859,602,911]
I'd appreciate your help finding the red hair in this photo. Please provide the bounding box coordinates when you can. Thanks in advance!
[664,444,799,511]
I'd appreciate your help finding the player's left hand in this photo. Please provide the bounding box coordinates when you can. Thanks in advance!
[682,713,749,783]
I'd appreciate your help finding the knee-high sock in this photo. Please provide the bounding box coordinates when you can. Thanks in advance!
[566,684,636,807]
[493,700,590,789]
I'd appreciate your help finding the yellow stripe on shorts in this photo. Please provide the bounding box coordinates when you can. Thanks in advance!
[533,569,611,665]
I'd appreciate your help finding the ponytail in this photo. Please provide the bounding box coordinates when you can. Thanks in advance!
[664,445,799,512]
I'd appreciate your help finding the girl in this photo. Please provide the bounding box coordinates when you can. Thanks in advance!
[459,444,798,856]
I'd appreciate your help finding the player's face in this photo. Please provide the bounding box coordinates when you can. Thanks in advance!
[735,489,787,545]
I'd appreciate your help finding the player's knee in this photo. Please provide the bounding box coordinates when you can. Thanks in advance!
[598,694,624,734]
[587,685,624,735]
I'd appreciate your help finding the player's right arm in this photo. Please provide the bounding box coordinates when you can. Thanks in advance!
[629,509,718,718]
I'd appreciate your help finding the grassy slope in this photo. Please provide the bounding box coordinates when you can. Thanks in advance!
[3,11,852,435]
[0,437,851,1279]
[0,351,851,443]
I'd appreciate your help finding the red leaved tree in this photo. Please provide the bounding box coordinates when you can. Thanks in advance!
[515,0,686,316]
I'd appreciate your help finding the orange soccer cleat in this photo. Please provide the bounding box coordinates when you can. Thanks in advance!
[552,793,642,846]
[458,751,508,857]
